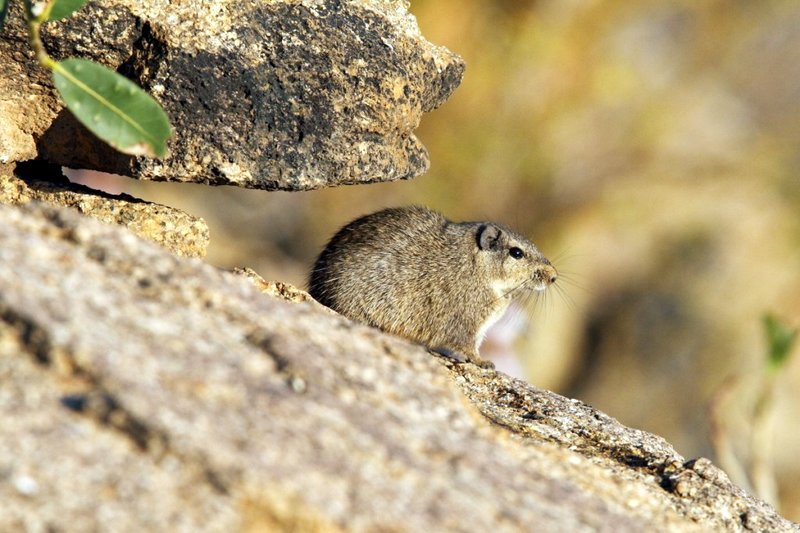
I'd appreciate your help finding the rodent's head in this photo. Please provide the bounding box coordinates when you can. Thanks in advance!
[474,223,557,298]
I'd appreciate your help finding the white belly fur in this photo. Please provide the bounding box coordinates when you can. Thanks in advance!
[475,302,509,352]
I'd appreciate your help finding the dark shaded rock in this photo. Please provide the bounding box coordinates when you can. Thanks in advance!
[0,0,464,190]
[0,162,209,257]
[0,202,795,531]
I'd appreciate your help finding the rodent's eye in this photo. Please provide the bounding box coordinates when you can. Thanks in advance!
[509,247,525,259]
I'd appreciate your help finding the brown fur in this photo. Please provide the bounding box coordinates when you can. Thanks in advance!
[308,206,557,367]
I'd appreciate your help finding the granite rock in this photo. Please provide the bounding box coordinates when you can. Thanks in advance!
[232,267,319,305]
[0,202,795,532]
[0,0,463,190]
[0,162,209,257]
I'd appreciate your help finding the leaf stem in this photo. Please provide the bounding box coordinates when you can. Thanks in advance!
[25,0,56,69]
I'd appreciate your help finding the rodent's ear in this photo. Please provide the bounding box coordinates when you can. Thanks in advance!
[476,224,503,251]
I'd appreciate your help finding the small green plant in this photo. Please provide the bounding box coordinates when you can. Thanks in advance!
[763,314,798,372]
[1,0,172,157]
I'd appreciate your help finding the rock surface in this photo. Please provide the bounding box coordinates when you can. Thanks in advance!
[0,163,209,257]
[0,0,463,190]
[0,202,795,532]
[233,267,320,305]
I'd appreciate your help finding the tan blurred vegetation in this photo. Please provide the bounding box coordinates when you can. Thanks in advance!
[97,0,800,518]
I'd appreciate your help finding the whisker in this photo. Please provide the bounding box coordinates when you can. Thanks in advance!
[549,248,592,264]
[555,273,590,294]
[553,282,577,311]
[549,248,574,265]
[531,290,545,317]
[489,278,530,307]
[542,291,551,319]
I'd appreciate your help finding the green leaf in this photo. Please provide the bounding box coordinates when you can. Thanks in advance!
[0,0,8,32]
[47,0,89,20]
[52,58,172,158]
[763,314,798,371]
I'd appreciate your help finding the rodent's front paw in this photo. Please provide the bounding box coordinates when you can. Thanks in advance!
[472,357,495,369]
[430,348,495,369]
[431,347,468,364]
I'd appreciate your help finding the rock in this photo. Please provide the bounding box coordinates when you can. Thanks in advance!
[232,267,319,305]
[0,0,464,190]
[0,202,795,531]
[0,162,209,257]
[0,324,236,531]
[448,363,794,531]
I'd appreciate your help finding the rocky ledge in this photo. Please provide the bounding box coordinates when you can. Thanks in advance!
[0,202,794,532]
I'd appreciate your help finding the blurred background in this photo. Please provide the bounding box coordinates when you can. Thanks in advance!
[71,0,800,519]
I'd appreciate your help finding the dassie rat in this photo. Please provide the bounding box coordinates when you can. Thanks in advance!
[308,206,557,368]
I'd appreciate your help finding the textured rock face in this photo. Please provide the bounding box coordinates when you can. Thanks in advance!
[0,0,797,528]
[0,0,463,190]
[233,266,321,305]
[0,163,209,257]
[0,202,795,532]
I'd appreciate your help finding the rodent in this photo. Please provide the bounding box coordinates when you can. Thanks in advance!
[308,206,557,368]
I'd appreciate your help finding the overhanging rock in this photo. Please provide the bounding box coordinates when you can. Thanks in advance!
[0,0,464,190]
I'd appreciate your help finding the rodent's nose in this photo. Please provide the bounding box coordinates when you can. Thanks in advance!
[541,264,557,285]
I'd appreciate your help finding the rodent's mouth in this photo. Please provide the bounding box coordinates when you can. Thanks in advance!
[533,265,558,291]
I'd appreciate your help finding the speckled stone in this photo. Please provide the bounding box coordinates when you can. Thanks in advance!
[232,267,320,305]
[0,202,795,531]
[0,0,463,190]
[0,163,209,257]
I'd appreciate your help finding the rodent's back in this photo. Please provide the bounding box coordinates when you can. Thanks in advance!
[309,206,460,330]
